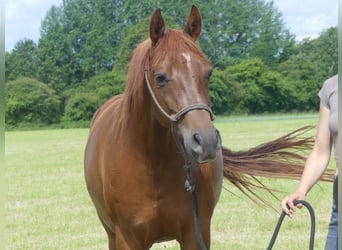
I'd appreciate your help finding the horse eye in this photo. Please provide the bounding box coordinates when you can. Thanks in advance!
[155,73,169,87]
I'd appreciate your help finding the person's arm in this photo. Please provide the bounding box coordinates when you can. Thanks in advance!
[281,102,332,217]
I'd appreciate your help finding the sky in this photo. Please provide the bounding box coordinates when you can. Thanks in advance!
[4,0,338,52]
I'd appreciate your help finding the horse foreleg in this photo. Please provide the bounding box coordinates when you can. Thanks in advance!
[180,225,211,250]
[100,224,131,250]
[98,217,118,250]
[114,228,132,250]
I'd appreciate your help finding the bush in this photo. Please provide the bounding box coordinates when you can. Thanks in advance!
[6,77,62,126]
[63,71,125,122]
[63,92,99,122]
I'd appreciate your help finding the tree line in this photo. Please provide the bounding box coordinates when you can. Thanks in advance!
[5,0,338,127]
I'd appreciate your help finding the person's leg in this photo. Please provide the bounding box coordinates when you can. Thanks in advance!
[324,175,338,250]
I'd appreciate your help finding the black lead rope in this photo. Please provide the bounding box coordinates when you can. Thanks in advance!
[184,162,207,250]
[267,200,316,250]
[192,191,207,250]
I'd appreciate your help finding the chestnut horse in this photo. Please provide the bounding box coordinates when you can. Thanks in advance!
[84,6,333,249]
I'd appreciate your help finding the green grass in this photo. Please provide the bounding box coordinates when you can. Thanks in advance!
[5,114,334,249]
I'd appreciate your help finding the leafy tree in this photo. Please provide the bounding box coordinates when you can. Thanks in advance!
[309,27,338,76]
[63,92,99,122]
[37,0,120,92]
[209,70,230,115]
[5,78,62,125]
[257,70,296,112]
[62,0,119,75]
[248,2,296,66]
[225,58,296,114]
[5,39,38,81]
[277,52,323,111]
[193,0,295,67]
[210,69,245,115]
[37,5,72,93]
[34,0,293,93]
[277,27,338,111]
[5,0,337,123]
[113,17,150,74]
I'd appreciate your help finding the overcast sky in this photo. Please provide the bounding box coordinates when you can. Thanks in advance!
[5,0,338,52]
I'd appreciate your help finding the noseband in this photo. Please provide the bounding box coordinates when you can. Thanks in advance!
[144,69,215,123]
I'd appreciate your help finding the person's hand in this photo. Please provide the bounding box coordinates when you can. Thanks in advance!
[280,192,306,218]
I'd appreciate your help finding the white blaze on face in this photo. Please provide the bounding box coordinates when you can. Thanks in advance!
[181,52,202,103]
[182,53,192,68]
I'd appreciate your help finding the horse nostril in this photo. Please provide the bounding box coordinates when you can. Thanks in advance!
[193,132,204,146]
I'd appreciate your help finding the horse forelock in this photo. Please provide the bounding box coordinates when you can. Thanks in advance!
[150,29,207,67]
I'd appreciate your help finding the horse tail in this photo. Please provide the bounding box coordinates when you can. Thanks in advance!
[221,125,335,203]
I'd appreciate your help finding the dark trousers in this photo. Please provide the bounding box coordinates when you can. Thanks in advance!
[325,175,338,250]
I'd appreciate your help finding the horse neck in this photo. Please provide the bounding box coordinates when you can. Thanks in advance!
[126,93,175,149]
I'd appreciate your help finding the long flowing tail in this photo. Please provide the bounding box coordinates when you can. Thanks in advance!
[222,125,335,203]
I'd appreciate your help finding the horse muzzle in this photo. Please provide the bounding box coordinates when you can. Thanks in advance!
[180,127,222,164]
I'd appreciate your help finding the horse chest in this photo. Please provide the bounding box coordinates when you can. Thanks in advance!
[109,159,217,217]
[105,183,190,242]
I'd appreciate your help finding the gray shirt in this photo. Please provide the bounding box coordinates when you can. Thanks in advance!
[319,74,338,162]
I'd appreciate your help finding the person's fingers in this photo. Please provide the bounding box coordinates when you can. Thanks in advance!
[281,193,307,218]
[281,194,303,217]
[281,196,293,217]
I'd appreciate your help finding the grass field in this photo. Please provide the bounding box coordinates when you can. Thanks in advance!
[5,114,335,249]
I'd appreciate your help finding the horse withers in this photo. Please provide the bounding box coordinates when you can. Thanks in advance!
[85,5,223,249]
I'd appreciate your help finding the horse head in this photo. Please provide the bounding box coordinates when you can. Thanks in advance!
[145,5,221,164]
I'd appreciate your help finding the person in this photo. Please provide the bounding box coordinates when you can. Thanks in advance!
[281,74,338,250]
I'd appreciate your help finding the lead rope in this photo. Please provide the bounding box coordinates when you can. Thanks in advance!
[267,200,316,250]
[184,161,207,250]
[144,66,212,250]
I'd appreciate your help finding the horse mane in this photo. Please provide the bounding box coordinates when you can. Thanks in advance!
[120,39,151,128]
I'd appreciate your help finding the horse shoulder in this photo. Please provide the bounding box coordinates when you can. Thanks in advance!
[90,94,124,130]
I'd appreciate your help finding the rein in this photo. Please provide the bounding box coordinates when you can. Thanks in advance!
[144,68,211,250]
[267,200,316,250]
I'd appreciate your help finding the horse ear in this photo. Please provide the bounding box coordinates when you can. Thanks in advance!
[150,8,165,46]
[184,5,202,41]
